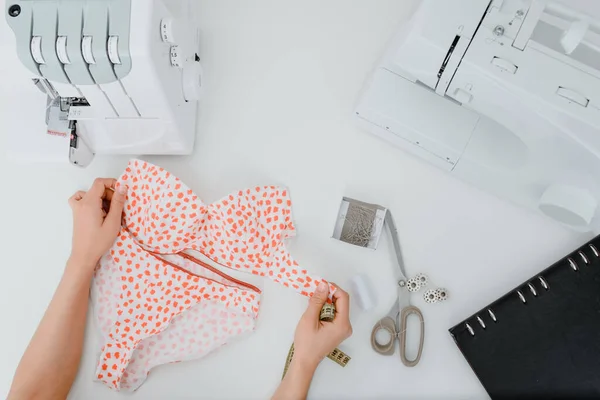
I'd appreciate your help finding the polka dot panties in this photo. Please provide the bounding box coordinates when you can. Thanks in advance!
[90,160,333,391]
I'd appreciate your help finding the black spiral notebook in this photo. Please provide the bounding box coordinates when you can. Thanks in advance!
[449,235,600,399]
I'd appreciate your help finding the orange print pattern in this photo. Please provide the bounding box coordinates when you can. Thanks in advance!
[91,160,333,391]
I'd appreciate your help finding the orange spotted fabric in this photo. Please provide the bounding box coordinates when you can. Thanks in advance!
[90,159,334,391]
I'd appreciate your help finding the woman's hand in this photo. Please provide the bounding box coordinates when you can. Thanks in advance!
[272,282,352,400]
[292,282,353,371]
[8,178,127,400]
[68,178,127,271]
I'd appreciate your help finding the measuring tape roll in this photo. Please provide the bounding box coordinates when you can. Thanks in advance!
[282,303,351,379]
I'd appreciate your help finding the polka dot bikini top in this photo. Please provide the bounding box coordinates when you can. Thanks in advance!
[91,159,333,391]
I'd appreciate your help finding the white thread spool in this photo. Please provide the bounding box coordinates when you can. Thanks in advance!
[348,274,376,311]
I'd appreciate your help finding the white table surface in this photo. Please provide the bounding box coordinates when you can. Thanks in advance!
[0,1,590,399]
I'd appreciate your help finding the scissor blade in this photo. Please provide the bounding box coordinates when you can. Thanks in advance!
[384,300,401,319]
[397,285,411,310]
[384,211,408,281]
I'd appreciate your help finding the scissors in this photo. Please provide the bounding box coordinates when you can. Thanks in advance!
[370,212,424,367]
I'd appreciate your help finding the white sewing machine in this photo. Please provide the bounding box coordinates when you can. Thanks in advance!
[356,0,600,232]
[5,0,201,167]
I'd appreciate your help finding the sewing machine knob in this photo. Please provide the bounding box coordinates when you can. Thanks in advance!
[108,36,121,65]
[8,4,21,17]
[56,36,71,64]
[491,57,518,74]
[160,18,176,44]
[82,36,96,64]
[556,87,589,107]
[182,60,203,101]
[170,45,183,68]
[30,36,45,64]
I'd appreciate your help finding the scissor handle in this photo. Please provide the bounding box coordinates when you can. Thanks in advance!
[399,305,425,367]
[370,316,397,355]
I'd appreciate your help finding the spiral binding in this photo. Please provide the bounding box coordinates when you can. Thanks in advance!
[464,241,600,337]
[466,308,497,336]
[466,323,475,336]
[563,244,600,274]
[476,316,486,329]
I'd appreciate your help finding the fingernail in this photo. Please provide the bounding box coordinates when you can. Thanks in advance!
[118,185,128,195]
[317,281,327,292]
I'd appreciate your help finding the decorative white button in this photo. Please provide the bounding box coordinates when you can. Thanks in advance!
[31,36,45,64]
[56,36,70,64]
[170,45,183,68]
[491,57,518,74]
[160,18,176,43]
[82,36,96,64]
[108,36,121,64]
[556,87,589,107]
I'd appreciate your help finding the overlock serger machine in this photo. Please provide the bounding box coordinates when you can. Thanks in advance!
[5,0,202,167]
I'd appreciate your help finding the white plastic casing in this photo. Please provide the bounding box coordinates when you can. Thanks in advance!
[12,0,201,157]
[355,0,600,232]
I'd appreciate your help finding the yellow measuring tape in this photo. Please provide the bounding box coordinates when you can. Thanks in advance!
[282,303,351,379]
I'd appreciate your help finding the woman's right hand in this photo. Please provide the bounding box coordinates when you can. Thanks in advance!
[291,281,353,371]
